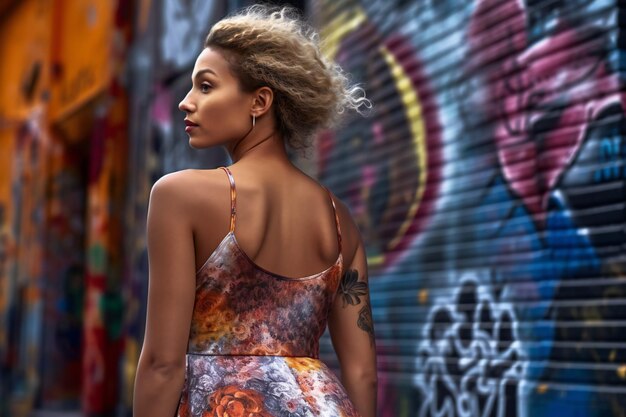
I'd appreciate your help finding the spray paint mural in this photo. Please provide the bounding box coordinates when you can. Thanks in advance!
[314,0,625,415]
[1,0,624,415]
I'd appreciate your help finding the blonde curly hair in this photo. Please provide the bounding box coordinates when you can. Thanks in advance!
[204,4,371,154]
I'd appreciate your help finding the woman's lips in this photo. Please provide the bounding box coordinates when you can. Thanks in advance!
[184,119,199,132]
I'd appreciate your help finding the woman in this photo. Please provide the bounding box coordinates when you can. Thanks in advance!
[133,5,376,417]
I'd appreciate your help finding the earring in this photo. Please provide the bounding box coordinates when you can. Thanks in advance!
[252,114,256,128]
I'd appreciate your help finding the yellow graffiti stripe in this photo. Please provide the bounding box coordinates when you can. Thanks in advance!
[379,45,427,251]
[320,7,367,60]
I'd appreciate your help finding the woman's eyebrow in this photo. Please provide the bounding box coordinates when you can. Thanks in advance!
[193,68,218,80]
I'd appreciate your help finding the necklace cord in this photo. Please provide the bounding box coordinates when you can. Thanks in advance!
[237,131,275,158]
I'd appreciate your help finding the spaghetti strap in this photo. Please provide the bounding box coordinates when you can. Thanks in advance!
[322,186,343,255]
[219,166,236,233]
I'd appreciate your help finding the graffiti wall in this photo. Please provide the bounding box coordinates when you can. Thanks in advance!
[0,1,52,415]
[0,0,133,415]
[2,0,624,415]
[312,0,626,416]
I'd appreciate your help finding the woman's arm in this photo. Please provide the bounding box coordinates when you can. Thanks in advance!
[133,174,197,417]
[328,229,378,417]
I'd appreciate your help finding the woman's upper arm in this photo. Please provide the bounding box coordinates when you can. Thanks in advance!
[327,211,377,378]
[140,173,197,369]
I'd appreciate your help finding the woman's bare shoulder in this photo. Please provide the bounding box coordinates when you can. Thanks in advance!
[149,168,228,208]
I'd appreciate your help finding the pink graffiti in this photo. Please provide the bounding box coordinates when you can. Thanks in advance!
[468,0,623,224]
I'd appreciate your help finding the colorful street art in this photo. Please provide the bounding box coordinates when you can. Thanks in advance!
[1,0,132,416]
[1,0,625,416]
[315,0,626,416]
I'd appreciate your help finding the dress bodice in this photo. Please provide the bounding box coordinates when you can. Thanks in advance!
[189,231,343,358]
[187,166,344,359]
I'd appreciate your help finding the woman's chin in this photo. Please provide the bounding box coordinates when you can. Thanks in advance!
[188,136,207,149]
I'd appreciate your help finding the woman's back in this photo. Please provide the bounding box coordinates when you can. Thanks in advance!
[187,163,353,279]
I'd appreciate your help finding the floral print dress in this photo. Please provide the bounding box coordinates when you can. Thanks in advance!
[176,166,361,417]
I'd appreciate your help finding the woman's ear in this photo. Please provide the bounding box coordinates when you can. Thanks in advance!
[251,86,274,117]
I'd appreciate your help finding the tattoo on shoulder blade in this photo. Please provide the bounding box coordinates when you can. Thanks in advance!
[338,269,368,307]
[358,300,375,347]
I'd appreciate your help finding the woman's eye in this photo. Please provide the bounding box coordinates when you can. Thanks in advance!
[200,83,212,93]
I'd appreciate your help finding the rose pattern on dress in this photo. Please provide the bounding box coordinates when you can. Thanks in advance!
[178,355,360,417]
[208,385,272,417]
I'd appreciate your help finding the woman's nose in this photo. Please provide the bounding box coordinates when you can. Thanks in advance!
[178,93,194,112]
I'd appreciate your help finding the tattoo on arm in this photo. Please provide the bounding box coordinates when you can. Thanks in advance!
[338,269,367,307]
[338,269,375,346]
